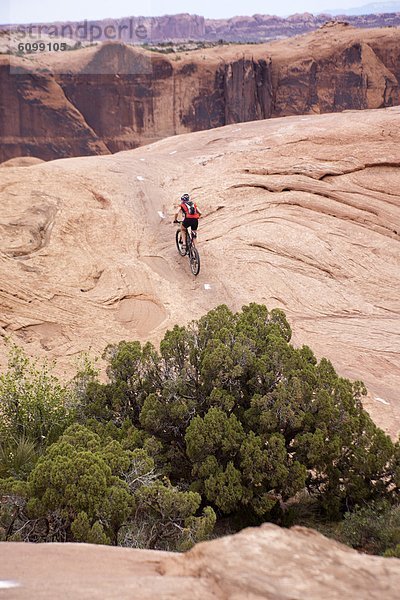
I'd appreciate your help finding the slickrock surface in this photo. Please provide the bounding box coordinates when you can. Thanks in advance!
[1,24,400,163]
[0,106,399,437]
[1,524,400,599]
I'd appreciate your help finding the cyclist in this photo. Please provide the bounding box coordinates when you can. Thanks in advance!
[174,193,202,252]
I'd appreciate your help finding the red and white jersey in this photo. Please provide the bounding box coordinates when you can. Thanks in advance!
[180,200,201,219]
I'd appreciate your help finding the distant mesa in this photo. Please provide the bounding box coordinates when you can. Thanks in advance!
[3,8,400,44]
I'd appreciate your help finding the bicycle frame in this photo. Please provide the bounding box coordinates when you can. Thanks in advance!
[178,221,196,248]
[175,221,200,276]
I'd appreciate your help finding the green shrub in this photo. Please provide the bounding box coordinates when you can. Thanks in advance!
[2,304,398,551]
[0,423,214,548]
[340,501,400,555]
[0,345,76,450]
[79,304,398,524]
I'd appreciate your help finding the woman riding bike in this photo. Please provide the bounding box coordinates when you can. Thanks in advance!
[173,193,202,252]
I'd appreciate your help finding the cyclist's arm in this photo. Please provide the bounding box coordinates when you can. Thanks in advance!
[174,207,182,221]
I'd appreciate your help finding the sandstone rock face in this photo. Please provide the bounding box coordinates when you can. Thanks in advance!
[0,62,109,163]
[0,106,399,438]
[0,524,399,599]
[1,25,400,163]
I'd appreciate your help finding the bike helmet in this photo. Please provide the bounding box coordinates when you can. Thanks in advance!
[181,193,190,202]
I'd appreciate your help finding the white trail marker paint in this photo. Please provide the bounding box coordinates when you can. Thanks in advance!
[375,397,390,405]
[204,284,212,290]
[0,581,20,589]
[137,176,145,181]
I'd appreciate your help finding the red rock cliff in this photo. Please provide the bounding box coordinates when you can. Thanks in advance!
[0,65,109,162]
[1,24,399,162]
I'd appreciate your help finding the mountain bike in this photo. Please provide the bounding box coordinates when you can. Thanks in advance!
[175,221,201,276]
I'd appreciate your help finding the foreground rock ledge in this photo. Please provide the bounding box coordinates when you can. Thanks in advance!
[1,524,399,599]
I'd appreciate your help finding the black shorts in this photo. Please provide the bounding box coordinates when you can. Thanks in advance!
[183,217,199,230]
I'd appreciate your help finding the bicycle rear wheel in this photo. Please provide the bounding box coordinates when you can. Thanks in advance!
[176,229,186,256]
[189,246,200,276]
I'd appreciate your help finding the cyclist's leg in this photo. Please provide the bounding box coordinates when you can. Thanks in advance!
[181,221,188,249]
[190,219,199,243]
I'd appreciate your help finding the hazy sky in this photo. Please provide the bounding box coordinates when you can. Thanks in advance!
[3,0,371,23]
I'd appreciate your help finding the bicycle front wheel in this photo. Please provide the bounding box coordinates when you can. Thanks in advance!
[189,246,201,276]
[176,229,186,256]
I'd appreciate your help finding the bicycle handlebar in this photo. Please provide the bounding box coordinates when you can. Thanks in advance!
[174,219,201,223]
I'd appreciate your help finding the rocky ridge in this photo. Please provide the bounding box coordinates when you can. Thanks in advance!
[5,11,400,43]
